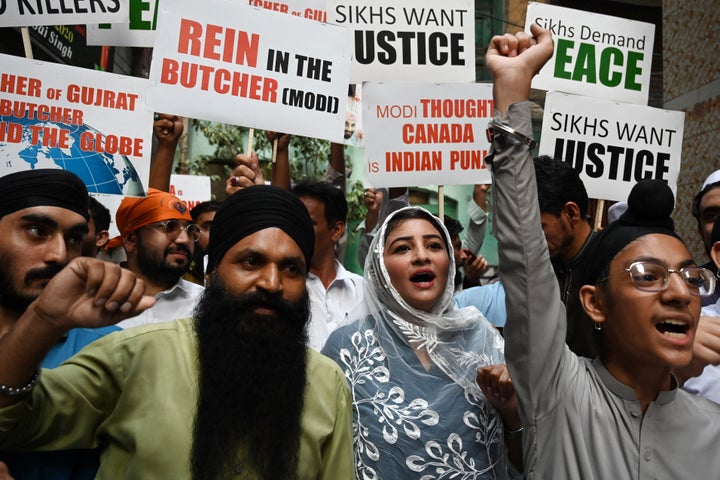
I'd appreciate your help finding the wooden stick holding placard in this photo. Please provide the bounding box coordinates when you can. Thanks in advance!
[21,28,33,59]
[272,138,278,164]
[438,185,445,221]
[594,199,605,231]
[246,128,254,156]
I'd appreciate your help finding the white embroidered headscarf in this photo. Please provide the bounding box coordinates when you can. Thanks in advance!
[360,206,505,398]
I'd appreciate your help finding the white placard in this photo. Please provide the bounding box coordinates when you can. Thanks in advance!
[540,91,684,202]
[328,0,475,83]
[0,53,152,195]
[88,0,328,48]
[147,0,351,143]
[363,82,493,188]
[526,2,655,105]
[169,174,212,211]
[0,0,127,27]
[87,0,158,48]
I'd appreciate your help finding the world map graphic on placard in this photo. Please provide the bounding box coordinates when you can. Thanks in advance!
[0,116,145,196]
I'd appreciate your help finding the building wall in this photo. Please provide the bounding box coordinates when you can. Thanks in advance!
[663,0,720,264]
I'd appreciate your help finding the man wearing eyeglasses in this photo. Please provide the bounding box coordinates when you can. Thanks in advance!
[184,201,222,286]
[104,188,204,329]
[487,25,720,478]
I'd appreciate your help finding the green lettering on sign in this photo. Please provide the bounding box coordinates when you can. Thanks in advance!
[554,38,573,80]
[624,51,643,91]
[573,42,596,84]
[129,0,159,30]
[599,47,623,87]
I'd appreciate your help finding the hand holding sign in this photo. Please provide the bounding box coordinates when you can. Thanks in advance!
[153,114,184,145]
[226,152,265,196]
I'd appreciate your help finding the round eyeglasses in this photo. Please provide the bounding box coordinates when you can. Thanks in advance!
[150,219,201,242]
[605,261,717,297]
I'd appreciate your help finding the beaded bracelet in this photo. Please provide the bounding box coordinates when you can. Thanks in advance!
[0,368,41,396]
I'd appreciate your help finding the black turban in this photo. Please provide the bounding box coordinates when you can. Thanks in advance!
[0,169,89,221]
[581,179,681,286]
[207,185,314,272]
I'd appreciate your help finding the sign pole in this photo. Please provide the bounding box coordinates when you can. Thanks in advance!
[438,185,445,220]
[21,27,33,59]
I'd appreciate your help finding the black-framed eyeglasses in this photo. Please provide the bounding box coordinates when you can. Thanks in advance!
[601,261,716,297]
[150,219,201,242]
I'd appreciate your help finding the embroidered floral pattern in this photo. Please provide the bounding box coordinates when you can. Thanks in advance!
[338,329,504,480]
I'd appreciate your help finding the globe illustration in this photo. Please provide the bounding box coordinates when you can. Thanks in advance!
[0,115,146,196]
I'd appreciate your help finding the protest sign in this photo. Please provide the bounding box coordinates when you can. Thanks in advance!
[0,53,152,195]
[147,0,351,143]
[169,174,212,211]
[0,0,127,27]
[87,0,159,48]
[248,0,326,20]
[525,2,655,105]
[328,0,475,83]
[88,0,327,48]
[540,91,684,202]
[363,82,493,188]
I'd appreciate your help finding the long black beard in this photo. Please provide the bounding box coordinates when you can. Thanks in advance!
[191,277,310,480]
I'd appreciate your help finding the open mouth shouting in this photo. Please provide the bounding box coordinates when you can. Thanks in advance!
[655,319,691,339]
[410,269,436,288]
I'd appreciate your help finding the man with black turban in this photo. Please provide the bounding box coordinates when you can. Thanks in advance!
[0,185,355,480]
[0,169,121,479]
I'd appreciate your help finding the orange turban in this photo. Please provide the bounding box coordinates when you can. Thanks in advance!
[106,188,192,250]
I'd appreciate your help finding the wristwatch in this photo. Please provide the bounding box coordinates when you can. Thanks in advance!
[486,119,537,151]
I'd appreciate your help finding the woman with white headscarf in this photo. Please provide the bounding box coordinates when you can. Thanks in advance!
[322,207,521,480]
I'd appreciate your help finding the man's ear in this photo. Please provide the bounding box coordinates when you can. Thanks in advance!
[563,201,582,225]
[711,241,720,270]
[330,220,346,244]
[122,231,138,253]
[95,230,110,249]
[579,284,607,326]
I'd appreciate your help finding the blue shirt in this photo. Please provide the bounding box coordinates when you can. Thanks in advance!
[454,282,507,327]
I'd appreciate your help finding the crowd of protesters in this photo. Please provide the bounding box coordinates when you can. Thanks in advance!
[0,25,718,480]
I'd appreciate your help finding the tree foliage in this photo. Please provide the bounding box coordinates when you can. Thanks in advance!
[190,120,366,223]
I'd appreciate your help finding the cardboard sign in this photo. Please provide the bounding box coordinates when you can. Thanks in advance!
[147,0,351,142]
[0,53,152,195]
[88,0,327,48]
[0,0,127,27]
[363,82,493,188]
[328,0,475,83]
[526,2,655,105]
[169,173,212,211]
[540,91,684,202]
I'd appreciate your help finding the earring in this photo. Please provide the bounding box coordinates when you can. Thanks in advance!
[594,322,602,331]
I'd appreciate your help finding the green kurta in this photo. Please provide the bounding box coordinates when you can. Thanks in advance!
[0,319,355,480]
